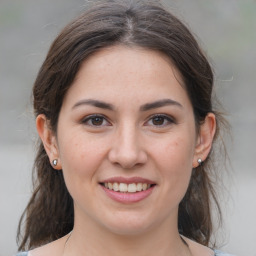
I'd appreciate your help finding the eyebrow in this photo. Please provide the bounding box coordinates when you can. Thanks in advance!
[140,99,183,111]
[72,98,183,111]
[72,99,115,110]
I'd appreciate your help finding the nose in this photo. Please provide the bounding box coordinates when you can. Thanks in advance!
[108,124,147,169]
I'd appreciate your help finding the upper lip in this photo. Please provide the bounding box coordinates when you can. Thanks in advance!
[100,176,156,184]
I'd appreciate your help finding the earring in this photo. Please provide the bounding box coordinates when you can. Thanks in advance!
[52,159,58,166]
[197,158,203,166]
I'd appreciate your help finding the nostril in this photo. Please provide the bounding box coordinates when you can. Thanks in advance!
[108,147,148,169]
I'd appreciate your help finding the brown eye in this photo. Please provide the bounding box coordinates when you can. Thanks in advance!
[82,115,110,127]
[91,116,104,126]
[152,116,165,125]
[145,114,175,127]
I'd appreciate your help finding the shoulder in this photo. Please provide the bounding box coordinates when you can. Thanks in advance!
[15,253,29,256]
[182,236,236,256]
[182,236,214,256]
[214,249,237,256]
[22,234,69,256]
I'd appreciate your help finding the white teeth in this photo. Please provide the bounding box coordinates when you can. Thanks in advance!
[108,182,113,190]
[119,183,128,192]
[142,183,148,191]
[128,183,137,193]
[103,182,153,193]
[113,182,119,191]
[136,183,142,191]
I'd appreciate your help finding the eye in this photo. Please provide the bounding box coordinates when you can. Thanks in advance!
[145,114,175,127]
[81,114,111,127]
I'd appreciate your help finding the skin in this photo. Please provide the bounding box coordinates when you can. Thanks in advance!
[34,46,216,256]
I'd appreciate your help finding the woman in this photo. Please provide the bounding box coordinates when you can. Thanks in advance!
[16,0,234,255]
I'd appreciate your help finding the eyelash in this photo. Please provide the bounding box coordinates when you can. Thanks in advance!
[81,114,175,128]
[145,114,175,127]
[81,114,111,127]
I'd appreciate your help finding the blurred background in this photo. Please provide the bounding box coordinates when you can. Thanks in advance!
[0,0,255,255]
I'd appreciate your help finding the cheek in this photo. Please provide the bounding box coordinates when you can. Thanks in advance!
[57,133,111,208]
[158,135,195,170]
[154,135,195,196]
[58,132,108,183]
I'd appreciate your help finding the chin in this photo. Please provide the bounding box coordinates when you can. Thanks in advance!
[99,211,158,236]
[105,224,151,237]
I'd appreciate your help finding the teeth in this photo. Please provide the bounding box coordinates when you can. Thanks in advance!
[113,182,119,191]
[108,182,113,190]
[103,182,153,193]
[142,183,148,191]
[128,183,137,193]
[119,183,128,192]
[136,183,142,191]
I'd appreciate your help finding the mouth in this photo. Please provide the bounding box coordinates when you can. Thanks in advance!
[99,182,156,193]
[99,177,156,203]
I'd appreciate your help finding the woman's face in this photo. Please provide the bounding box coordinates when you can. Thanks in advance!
[52,46,207,235]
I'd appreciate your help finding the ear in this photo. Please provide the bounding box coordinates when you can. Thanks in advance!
[193,113,216,168]
[36,114,62,170]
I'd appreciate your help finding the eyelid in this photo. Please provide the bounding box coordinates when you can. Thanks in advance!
[80,113,176,128]
[81,114,111,127]
[144,114,176,127]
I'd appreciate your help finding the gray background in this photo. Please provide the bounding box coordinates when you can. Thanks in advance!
[0,0,255,255]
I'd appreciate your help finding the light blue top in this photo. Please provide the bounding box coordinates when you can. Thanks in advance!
[16,250,235,256]
[215,250,236,256]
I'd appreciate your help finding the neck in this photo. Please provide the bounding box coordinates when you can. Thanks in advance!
[64,215,191,256]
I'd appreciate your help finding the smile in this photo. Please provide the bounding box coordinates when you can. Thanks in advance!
[99,177,156,203]
[102,182,153,193]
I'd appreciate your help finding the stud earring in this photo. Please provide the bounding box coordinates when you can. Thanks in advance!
[52,159,58,166]
[197,158,203,166]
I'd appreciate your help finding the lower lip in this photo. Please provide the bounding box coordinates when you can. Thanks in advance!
[101,185,155,204]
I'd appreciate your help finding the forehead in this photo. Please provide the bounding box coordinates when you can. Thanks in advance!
[63,45,190,109]
[77,45,184,85]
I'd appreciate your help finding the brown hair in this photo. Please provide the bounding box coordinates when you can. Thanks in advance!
[17,0,226,250]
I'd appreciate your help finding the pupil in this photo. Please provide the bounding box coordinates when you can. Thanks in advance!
[153,116,164,125]
[92,117,103,125]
